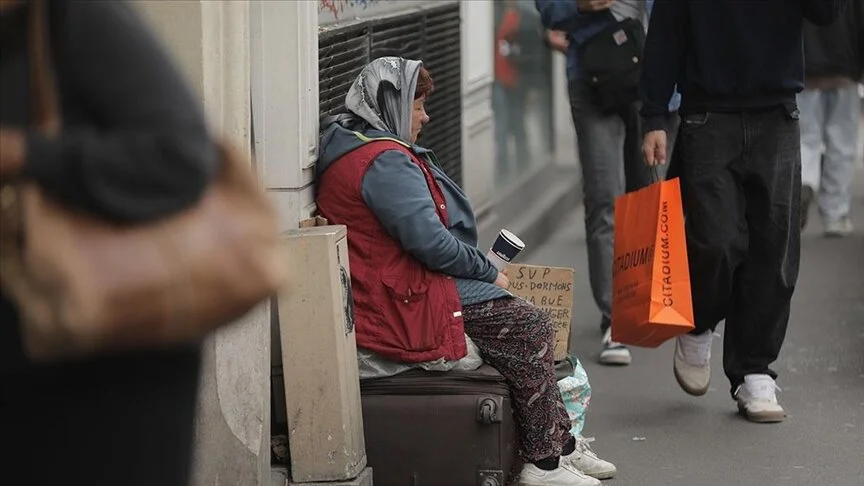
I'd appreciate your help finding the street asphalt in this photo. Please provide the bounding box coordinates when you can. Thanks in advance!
[525,167,864,486]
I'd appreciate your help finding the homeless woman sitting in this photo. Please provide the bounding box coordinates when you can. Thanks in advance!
[315,56,614,486]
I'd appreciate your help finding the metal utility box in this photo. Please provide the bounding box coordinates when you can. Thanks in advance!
[276,225,366,483]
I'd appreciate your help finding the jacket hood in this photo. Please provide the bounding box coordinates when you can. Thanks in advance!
[316,115,366,177]
[316,115,426,177]
[317,56,431,176]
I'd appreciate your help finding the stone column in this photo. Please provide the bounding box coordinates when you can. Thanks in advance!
[251,0,320,231]
[134,2,273,485]
[459,0,497,214]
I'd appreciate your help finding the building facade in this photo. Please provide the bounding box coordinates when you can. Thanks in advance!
[134,1,579,484]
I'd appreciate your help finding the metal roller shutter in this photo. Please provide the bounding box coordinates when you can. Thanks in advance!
[318,24,370,119]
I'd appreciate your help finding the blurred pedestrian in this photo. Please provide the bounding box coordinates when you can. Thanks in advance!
[641,0,848,423]
[494,0,531,180]
[1,1,217,483]
[799,1,864,236]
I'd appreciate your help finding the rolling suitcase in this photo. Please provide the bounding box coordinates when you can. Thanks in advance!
[360,365,520,486]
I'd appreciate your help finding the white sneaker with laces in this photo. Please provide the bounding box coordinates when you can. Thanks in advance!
[599,328,631,366]
[735,374,786,423]
[673,331,713,396]
[563,437,617,480]
[519,461,601,486]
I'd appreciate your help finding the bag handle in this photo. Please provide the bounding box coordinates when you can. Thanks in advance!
[28,0,61,134]
[2,0,61,249]
[649,165,662,184]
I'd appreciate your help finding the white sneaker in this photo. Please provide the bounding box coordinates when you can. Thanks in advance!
[735,374,786,423]
[519,461,601,486]
[673,331,713,396]
[599,328,631,366]
[824,216,854,237]
[563,437,617,480]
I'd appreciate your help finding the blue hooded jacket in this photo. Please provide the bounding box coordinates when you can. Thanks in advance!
[316,117,509,306]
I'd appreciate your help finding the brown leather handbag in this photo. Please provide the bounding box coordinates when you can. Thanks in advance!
[0,0,286,362]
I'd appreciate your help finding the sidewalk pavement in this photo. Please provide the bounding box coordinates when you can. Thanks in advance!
[524,166,864,486]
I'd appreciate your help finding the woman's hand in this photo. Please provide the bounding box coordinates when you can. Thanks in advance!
[494,270,510,289]
[0,128,26,179]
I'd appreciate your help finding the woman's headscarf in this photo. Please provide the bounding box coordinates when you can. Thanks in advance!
[344,56,423,142]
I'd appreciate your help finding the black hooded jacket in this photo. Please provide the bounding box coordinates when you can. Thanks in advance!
[803,0,864,81]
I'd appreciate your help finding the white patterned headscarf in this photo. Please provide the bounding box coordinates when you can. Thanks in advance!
[344,56,423,142]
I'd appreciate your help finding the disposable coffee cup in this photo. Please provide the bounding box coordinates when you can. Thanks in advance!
[486,229,526,271]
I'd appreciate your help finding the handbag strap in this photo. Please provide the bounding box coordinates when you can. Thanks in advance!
[28,0,61,134]
[1,1,61,248]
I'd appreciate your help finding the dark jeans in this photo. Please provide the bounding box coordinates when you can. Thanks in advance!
[622,101,653,192]
[675,108,802,395]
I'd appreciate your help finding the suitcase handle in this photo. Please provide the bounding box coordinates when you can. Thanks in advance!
[476,396,503,425]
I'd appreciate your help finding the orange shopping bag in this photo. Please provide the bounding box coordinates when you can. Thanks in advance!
[611,178,695,347]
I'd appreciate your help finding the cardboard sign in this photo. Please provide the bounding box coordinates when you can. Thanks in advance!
[506,264,575,362]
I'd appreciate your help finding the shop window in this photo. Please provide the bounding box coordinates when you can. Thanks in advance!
[492,0,555,189]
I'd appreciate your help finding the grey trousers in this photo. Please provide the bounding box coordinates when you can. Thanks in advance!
[568,81,678,330]
[799,85,861,223]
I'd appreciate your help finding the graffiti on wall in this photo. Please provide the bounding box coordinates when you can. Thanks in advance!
[319,0,376,18]
[318,0,430,27]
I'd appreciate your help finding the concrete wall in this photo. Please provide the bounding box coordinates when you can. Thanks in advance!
[252,0,320,231]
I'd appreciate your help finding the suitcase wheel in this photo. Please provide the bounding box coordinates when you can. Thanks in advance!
[478,469,505,486]
[476,396,503,425]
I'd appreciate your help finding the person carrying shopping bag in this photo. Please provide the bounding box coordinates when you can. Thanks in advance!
[640,0,848,423]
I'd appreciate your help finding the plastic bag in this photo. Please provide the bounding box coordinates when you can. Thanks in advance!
[357,333,483,379]
[448,333,484,371]
[557,356,591,437]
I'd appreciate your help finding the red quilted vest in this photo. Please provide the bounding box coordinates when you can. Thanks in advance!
[316,138,467,364]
